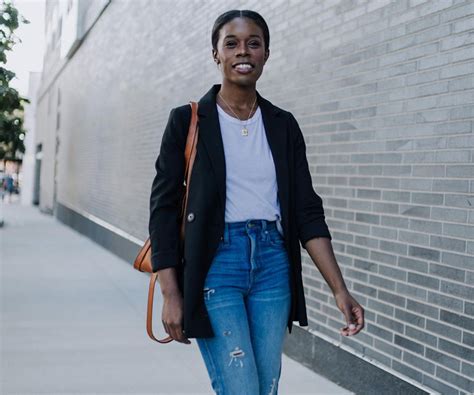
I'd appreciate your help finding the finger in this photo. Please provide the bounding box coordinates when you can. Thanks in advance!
[347,306,364,335]
[168,324,181,342]
[340,327,349,336]
[340,306,361,336]
[162,321,170,335]
[341,325,360,336]
[177,325,191,344]
[340,321,354,336]
[349,324,363,335]
[343,307,356,328]
[175,326,191,344]
[170,323,191,344]
[353,306,365,328]
[340,326,353,336]
[180,332,191,344]
[339,312,352,336]
[164,322,180,340]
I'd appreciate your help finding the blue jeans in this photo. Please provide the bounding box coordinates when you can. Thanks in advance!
[196,219,292,395]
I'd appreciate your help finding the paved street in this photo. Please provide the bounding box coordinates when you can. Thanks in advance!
[1,200,352,394]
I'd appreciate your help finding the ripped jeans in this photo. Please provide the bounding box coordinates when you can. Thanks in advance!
[196,219,292,395]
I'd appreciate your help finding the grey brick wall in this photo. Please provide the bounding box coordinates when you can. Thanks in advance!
[35,0,473,393]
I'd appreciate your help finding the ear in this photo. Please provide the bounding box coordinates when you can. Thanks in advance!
[212,49,219,64]
[264,48,270,64]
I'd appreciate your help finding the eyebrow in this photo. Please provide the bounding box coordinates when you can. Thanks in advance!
[223,34,262,40]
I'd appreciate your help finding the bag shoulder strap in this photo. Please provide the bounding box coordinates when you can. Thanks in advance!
[147,101,199,344]
[183,101,199,181]
[180,102,199,240]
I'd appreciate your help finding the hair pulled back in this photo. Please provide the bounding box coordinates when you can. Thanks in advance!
[211,10,270,52]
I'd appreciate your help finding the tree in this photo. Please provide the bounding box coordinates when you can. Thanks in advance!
[0,0,30,161]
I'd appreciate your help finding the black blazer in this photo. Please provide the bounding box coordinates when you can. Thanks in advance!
[149,84,332,338]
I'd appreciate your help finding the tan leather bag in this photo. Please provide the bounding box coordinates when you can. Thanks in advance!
[133,101,199,343]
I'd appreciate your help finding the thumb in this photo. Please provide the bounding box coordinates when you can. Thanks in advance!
[343,307,356,330]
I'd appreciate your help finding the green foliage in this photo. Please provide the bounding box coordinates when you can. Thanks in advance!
[0,0,30,161]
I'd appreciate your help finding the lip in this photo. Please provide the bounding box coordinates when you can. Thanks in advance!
[234,67,254,75]
[233,62,255,74]
[232,61,255,68]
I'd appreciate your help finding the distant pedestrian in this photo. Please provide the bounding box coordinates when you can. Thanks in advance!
[148,9,365,394]
[4,174,14,203]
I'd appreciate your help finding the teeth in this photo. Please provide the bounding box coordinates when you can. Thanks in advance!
[235,64,252,69]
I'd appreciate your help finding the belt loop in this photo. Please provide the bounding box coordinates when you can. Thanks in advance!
[224,222,230,244]
[260,219,267,241]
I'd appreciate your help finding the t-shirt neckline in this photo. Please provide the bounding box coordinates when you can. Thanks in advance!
[216,102,261,125]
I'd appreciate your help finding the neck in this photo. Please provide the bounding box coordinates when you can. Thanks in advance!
[218,81,257,110]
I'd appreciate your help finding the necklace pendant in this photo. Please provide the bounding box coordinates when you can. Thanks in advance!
[241,127,249,136]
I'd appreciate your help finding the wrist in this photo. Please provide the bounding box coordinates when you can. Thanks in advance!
[157,267,180,298]
[333,286,350,298]
[162,288,181,299]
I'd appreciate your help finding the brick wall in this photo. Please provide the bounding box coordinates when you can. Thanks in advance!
[35,0,473,393]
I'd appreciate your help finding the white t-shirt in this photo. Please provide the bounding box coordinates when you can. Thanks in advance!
[216,102,282,225]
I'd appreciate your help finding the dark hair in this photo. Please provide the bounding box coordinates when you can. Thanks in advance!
[211,10,270,52]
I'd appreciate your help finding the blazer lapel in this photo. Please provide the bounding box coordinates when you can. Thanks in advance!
[258,91,290,234]
[197,84,289,230]
[197,85,227,215]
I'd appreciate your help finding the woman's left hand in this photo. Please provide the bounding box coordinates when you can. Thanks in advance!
[334,290,365,336]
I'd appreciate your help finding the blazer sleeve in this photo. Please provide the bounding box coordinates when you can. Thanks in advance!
[289,112,332,248]
[148,107,188,272]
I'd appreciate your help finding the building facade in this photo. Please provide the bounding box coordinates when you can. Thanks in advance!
[21,72,42,206]
[33,1,473,393]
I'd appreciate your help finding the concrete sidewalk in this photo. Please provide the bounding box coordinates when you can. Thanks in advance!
[1,201,352,395]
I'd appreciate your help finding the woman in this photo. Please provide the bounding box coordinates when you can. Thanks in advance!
[149,9,365,395]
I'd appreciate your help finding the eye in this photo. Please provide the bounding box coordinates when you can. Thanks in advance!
[249,41,261,47]
[225,41,236,47]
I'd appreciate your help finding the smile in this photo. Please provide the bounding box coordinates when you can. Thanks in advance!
[233,63,254,74]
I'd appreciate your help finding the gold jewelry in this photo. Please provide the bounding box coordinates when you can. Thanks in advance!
[218,92,257,136]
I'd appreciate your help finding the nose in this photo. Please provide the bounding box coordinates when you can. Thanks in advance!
[236,42,249,56]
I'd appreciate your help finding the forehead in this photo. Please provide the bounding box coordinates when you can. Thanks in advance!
[219,17,264,40]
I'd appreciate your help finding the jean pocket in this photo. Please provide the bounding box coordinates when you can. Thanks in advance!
[215,238,228,251]
[268,230,285,247]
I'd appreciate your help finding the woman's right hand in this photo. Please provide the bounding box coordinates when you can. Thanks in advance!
[161,291,191,344]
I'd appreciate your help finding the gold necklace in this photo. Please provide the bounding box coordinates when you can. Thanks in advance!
[218,92,257,136]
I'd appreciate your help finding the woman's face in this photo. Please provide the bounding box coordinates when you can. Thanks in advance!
[213,17,269,88]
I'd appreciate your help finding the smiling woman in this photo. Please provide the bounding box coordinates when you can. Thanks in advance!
[211,11,270,120]
[149,8,365,395]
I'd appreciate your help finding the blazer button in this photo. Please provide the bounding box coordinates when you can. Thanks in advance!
[187,213,195,222]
